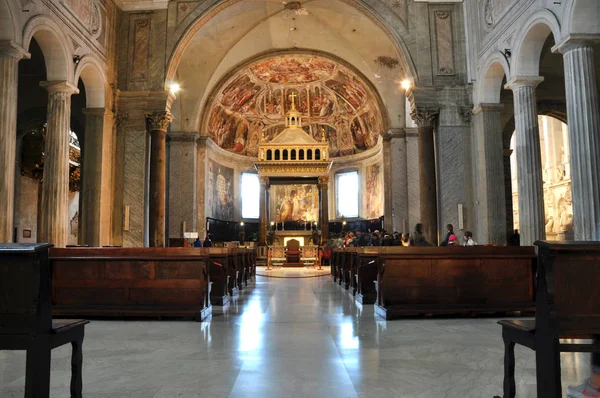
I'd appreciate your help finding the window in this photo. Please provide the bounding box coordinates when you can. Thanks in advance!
[241,173,260,219]
[336,171,359,218]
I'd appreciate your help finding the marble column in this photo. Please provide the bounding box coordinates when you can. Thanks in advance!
[503,148,515,242]
[38,81,79,247]
[0,42,28,242]
[258,176,268,246]
[80,108,113,246]
[556,38,600,240]
[411,107,439,244]
[146,111,172,247]
[382,135,394,232]
[472,104,507,244]
[318,176,329,244]
[505,76,546,246]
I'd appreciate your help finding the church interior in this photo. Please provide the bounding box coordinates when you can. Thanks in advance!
[1,0,600,397]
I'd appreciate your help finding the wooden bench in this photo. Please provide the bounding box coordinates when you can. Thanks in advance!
[354,248,380,304]
[495,241,600,398]
[373,246,536,319]
[50,247,212,321]
[0,243,89,398]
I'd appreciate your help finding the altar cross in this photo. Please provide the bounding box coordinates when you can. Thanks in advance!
[289,92,297,109]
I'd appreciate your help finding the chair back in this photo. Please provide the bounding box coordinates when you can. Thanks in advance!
[535,241,600,337]
[286,239,300,252]
[0,244,53,335]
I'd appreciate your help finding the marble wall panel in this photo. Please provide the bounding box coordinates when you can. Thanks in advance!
[406,133,421,231]
[130,17,150,82]
[437,126,469,237]
[434,10,455,75]
[122,129,147,247]
[391,137,409,233]
[168,139,197,238]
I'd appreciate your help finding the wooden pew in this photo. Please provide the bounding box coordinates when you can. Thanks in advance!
[206,248,232,306]
[495,241,600,398]
[374,246,536,319]
[0,243,89,397]
[50,247,212,321]
[355,247,380,304]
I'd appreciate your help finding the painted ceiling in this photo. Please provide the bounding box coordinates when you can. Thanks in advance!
[205,54,384,158]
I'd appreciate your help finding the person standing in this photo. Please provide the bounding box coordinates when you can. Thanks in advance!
[410,224,431,246]
[440,224,454,246]
[203,235,213,247]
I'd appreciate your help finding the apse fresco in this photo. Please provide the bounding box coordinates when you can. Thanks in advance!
[365,163,383,219]
[206,55,383,157]
[271,184,319,223]
[207,160,234,221]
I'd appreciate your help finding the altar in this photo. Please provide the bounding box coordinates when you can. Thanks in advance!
[254,93,333,262]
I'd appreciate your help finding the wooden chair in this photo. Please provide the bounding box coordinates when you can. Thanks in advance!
[0,243,89,398]
[495,241,600,398]
[285,239,301,263]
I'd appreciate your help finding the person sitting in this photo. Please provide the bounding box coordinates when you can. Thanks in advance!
[440,224,454,246]
[401,233,411,246]
[567,345,600,397]
[410,223,431,246]
[193,237,203,247]
[462,231,477,246]
[203,235,213,247]
[447,233,458,246]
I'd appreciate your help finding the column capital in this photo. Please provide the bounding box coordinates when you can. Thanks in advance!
[259,176,269,186]
[40,81,79,95]
[504,76,544,91]
[146,111,172,132]
[0,40,30,60]
[473,103,505,114]
[552,34,600,54]
[318,175,329,187]
[410,107,439,128]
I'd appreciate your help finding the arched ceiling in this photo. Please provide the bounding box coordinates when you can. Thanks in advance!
[171,0,410,133]
[205,54,383,158]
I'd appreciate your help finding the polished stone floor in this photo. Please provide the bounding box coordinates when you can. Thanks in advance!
[0,266,592,397]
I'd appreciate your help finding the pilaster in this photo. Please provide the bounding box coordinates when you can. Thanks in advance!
[258,176,269,246]
[168,132,198,239]
[318,175,330,244]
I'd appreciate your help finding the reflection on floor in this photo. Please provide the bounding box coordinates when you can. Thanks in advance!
[0,266,591,397]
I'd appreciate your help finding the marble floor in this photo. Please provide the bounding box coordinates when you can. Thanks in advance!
[0,266,592,397]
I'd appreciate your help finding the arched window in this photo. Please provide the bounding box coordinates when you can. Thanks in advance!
[315,149,321,160]
[299,149,305,160]
[291,149,297,160]
[266,149,272,161]
[336,170,359,218]
[275,149,280,160]
[283,149,288,160]
[307,149,313,160]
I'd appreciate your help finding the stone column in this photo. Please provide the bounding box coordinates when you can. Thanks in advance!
[411,107,439,245]
[472,104,507,244]
[382,135,394,232]
[258,176,268,246]
[80,108,113,246]
[505,76,546,246]
[38,81,79,247]
[146,111,172,247]
[556,38,600,240]
[503,148,515,242]
[0,42,28,242]
[318,175,329,244]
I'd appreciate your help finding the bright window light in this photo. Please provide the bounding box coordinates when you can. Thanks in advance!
[336,171,359,218]
[241,173,260,219]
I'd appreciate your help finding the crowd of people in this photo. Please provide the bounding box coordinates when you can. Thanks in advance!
[329,223,477,248]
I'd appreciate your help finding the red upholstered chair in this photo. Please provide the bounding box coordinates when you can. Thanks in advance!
[285,239,301,263]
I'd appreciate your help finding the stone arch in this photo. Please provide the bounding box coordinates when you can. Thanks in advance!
[477,53,511,104]
[563,0,600,36]
[165,0,418,88]
[75,56,108,108]
[22,15,74,82]
[512,10,562,77]
[0,0,19,42]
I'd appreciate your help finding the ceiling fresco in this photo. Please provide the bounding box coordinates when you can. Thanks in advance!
[205,54,383,157]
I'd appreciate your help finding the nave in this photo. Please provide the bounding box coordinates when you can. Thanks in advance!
[0,269,591,397]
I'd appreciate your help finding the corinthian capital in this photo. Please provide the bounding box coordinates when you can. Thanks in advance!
[318,176,330,186]
[410,107,439,128]
[146,111,172,132]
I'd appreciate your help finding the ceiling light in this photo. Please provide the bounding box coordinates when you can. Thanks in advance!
[169,82,181,95]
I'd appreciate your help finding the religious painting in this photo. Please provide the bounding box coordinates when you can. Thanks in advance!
[271,184,319,223]
[204,54,384,158]
[365,163,383,219]
[208,160,234,221]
